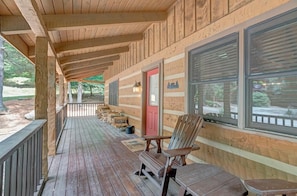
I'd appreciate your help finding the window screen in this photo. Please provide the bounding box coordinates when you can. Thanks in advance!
[109,80,118,106]
[246,9,297,136]
[189,33,239,125]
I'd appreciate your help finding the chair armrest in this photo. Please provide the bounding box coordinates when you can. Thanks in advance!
[192,144,200,151]
[163,147,192,157]
[143,135,171,153]
[143,135,172,140]
[163,147,192,166]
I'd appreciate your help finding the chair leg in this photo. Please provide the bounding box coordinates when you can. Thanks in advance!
[161,168,176,196]
[134,163,146,176]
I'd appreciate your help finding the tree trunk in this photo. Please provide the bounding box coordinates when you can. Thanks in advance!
[0,37,7,112]
[68,82,73,103]
[77,82,82,103]
[90,86,93,96]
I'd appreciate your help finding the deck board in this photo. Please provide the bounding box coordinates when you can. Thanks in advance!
[42,117,179,196]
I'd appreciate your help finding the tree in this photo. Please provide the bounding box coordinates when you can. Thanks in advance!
[77,82,82,103]
[0,36,7,112]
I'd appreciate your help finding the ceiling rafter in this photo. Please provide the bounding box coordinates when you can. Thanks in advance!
[13,0,63,75]
[64,63,111,74]
[62,55,120,71]
[65,64,112,78]
[0,16,31,35]
[59,46,129,65]
[55,33,143,54]
[1,12,167,34]
[43,12,167,31]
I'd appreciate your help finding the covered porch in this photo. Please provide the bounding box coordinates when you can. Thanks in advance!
[1,0,297,195]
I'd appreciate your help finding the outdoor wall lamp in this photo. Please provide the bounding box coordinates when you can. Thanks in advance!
[132,81,141,93]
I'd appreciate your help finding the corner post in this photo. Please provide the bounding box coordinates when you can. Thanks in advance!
[47,56,56,156]
[35,37,48,180]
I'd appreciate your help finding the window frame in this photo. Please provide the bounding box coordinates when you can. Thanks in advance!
[188,33,239,125]
[186,7,297,137]
[245,8,297,136]
[108,79,119,106]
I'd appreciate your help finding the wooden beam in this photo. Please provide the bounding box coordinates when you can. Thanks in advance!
[43,12,167,31]
[64,63,112,75]
[28,46,35,58]
[58,75,65,106]
[14,0,64,79]
[47,56,56,156]
[55,33,143,54]
[14,0,46,36]
[59,46,129,65]
[0,16,32,35]
[65,62,112,77]
[62,55,119,71]
[1,34,30,58]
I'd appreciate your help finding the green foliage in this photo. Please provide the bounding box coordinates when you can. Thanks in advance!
[3,42,35,87]
[86,75,104,81]
[253,92,270,107]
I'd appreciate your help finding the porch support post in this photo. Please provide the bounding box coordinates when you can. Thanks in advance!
[59,75,65,106]
[35,37,48,180]
[64,81,68,104]
[48,56,56,155]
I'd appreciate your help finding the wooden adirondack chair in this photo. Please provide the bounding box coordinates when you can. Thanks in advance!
[137,114,204,196]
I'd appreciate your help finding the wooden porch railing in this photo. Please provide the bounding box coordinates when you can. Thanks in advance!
[205,112,297,128]
[0,119,46,196]
[67,102,104,117]
[56,104,67,145]
[0,102,103,195]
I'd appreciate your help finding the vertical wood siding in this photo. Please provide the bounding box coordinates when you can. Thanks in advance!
[103,0,297,182]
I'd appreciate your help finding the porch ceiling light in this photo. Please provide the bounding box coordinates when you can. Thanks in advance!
[133,81,141,93]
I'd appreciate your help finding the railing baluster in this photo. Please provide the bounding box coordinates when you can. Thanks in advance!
[0,163,3,196]
[10,151,18,196]
[17,146,24,196]
[27,139,33,196]
[22,142,28,196]
[33,133,37,192]
[4,157,11,196]
[66,102,102,117]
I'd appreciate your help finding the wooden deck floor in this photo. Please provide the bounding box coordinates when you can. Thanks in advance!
[42,117,179,196]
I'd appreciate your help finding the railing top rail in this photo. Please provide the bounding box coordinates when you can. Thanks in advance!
[67,102,104,105]
[0,119,46,164]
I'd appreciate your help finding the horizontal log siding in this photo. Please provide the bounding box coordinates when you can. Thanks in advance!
[103,0,297,182]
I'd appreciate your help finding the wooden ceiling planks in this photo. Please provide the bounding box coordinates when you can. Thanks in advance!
[0,0,176,81]
[1,0,20,15]
[0,1,11,15]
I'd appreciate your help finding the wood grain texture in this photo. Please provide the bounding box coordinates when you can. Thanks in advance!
[35,37,49,180]
[184,0,196,37]
[175,0,185,41]
[211,0,229,22]
[47,56,56,156]
[196,0,211,30]
[42,117,179,196]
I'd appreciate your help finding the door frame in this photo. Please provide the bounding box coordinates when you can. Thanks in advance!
[141,59,164,137]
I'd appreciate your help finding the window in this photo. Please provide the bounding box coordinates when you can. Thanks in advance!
[245,9,297,136]
[188,33,239,125]
[109,80,118,106]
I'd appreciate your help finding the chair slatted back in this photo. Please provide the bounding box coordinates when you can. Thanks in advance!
[168,114,203,150]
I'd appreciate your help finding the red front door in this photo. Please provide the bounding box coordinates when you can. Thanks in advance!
[146,68,159,136]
